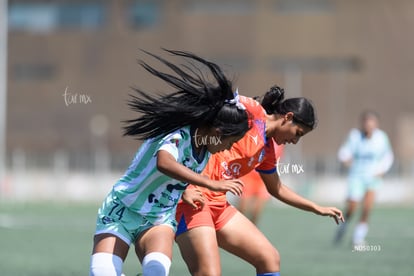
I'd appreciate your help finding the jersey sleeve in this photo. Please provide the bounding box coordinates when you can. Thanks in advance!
[338,129,358,162]
[255,139,277,174]
[373,132,394,175]
[157,130,184,161]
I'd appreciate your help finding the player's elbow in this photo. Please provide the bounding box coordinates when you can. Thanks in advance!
[267,183,282,199]
[156,161,167,175]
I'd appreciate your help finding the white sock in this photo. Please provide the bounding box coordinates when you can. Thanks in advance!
[90,252,123,276]
[142,252,171,276]
[353,222,368,245]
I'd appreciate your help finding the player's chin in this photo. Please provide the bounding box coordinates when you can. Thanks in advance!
[207,147,220,154]
[274,138,284,145]
[208,145,228,154]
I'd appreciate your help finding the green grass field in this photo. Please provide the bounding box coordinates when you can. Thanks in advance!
[0,201,413,276]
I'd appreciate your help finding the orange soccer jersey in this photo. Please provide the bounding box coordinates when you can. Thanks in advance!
[189,95,277,202]
[239,140,283,200]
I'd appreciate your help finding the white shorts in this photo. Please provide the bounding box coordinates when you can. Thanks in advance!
[94,193,176,245]
[347,175,382,201]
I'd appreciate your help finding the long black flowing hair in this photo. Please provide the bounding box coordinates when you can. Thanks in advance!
[123,49,250,140]
[260,85,318,130]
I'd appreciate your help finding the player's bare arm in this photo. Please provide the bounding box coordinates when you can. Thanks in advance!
[260,172,344,224]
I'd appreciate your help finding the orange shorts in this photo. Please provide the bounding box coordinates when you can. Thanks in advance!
[175,200,237,236]
[240,170,271,200]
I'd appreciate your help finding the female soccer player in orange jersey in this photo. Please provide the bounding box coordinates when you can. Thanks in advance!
[175,86,344,276]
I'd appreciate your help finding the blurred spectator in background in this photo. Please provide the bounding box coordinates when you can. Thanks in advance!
[238,142,283,225]
[334,110,394,247]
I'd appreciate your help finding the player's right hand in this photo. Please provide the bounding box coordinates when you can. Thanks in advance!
[208,179,244,196]
[182,188,205,210]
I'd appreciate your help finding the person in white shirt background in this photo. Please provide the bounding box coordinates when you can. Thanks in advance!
[334,110,394,247]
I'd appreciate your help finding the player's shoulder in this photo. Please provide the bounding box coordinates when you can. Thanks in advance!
[239,95,266,117]
[348,128,362,140]
[374,128,387,135]
[373,129,390,141]
[349,128,360,135]
[240,95,260,107]
[157,126,191,148]
[167,126,190,139]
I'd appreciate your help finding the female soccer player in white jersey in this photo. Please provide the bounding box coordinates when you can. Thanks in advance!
[89,49,250,276]
[334,110,393,246]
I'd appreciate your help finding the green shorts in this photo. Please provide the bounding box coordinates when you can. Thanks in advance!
[94,193,176,245]
[347,175,382,201]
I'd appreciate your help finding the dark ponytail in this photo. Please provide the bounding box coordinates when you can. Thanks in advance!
[261,86,285,115]
[123,49,250,140]
[261,85,317,130]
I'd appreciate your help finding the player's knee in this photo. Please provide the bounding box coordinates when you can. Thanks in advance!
[90,252,123,276]
[254,246,280,272]
[142,252,171,276]
[183,254,221,276]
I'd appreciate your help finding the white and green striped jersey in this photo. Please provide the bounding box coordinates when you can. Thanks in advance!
[113,126,210,225]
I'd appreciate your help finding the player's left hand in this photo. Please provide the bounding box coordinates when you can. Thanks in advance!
[314,206,345,225]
